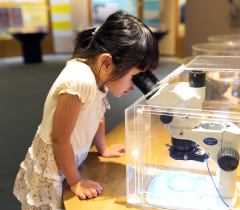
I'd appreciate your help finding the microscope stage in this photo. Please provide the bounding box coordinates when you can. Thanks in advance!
[146,170,236,210]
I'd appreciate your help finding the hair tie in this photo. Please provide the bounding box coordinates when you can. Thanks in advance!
[92,27,100,36]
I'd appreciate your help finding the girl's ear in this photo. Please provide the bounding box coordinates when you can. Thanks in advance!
[99,53,112,72]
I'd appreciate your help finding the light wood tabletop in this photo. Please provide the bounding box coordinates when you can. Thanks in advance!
[63,121,157,210]
[63,121,240,210]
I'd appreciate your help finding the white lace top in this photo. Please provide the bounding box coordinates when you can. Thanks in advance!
[38,58,110,161]
[13,59,110,209]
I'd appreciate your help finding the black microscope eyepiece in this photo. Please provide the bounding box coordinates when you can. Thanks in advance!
[189,71,206,88]
[132,70,159,95]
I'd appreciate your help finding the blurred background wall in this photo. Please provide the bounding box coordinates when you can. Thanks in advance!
[185,0,240,56]
[1,0,240,60]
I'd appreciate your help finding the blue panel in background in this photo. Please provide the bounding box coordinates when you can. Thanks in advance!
[91,0,138,25]
[143,0,160,28]
[143,0,160,11]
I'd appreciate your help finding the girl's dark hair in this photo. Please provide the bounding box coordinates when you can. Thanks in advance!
[72,11,159,85]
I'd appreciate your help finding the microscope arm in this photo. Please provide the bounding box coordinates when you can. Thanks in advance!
[147,82,205,110]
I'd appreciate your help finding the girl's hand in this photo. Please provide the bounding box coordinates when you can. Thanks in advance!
[70,178,103,199]
[101,144,126,158]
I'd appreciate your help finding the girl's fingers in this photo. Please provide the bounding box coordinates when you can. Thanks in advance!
[93,182,103,194]
[78,193,86,200]
[89,189,98,197]
[84,190,93,199]
[96,185,103,194]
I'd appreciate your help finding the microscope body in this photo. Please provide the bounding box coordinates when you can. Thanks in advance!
[127,56,240,209]
[148,79,240,201]
[147,81,205,129]
[133,70,240,202]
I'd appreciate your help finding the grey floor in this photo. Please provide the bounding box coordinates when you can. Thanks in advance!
[0,54,181,209]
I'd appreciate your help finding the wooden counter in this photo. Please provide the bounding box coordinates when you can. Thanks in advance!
[63,121,240,210]
[63,121,156,210]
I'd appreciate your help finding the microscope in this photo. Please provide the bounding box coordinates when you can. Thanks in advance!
[132,69,240,206]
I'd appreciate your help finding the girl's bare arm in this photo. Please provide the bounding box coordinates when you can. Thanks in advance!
[52,94,102,199]
[52,94,82,186]
[93,116,126,157]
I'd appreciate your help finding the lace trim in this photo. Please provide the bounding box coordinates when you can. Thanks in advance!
[13,135,64,209]
[103,96,110,110]
[100,96,110,122]
[60,152,89,181]
[27,135,62,181]
[75,152,88,167]
[58,89,87,104]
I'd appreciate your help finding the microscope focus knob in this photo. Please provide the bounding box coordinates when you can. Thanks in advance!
[217,147,239,172]
[160,113,173,124]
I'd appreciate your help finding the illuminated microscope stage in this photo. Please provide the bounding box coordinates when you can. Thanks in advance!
[146,170,238,210]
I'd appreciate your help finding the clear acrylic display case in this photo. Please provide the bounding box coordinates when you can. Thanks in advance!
[192,42,240,56]
[208,34,240,42]
[125,56,240,210]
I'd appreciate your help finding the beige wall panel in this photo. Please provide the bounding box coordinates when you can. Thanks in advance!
[185,0,240,57]
[159,0,176,56]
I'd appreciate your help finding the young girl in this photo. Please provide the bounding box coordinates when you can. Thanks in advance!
[13,11,159,209]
